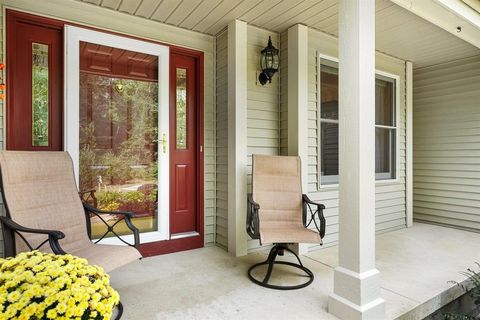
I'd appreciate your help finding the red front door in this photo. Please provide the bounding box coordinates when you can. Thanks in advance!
[170,53,198,236]
[140,49,204,256]
[6,11,63,151]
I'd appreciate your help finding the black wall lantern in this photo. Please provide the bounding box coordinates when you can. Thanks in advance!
[258,36,279,85]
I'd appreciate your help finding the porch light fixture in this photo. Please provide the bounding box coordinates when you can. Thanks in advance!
[258,36,279,85]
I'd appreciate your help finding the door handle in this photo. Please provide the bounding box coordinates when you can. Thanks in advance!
[162,133,167,154]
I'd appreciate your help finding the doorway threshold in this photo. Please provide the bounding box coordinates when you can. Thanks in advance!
[170,231,200,240]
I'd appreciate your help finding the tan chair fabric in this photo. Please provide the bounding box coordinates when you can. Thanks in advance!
[252,154,321,245]
[0,151,141,272]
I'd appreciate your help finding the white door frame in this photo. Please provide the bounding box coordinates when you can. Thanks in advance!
[64,25,170,244]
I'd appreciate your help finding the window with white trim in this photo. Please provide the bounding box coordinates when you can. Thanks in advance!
[318,58,398,186]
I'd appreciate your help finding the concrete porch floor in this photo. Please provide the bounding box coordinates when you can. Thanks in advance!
[110,223,480,320]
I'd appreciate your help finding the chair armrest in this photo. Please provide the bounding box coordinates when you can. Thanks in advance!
[82,202,140,249]
[246,193,260,240]
[79,189,98,208]
[302,194,326,241]
[0,216,66,255]
[302,194,326,210]
[0,216,65,238]
[80,188,96,193]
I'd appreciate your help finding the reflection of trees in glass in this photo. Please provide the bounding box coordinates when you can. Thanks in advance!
[32,43,49,147]
[176,68,187,149]
[79,73,158,192]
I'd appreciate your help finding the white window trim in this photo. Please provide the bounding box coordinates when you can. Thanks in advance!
[317,53,400,189]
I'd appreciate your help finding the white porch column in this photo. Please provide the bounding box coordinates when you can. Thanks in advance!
[328,0,385,319]
[227,20,248,256]
[287,24,309,255]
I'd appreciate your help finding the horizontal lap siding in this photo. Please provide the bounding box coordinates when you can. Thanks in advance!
[204,50,216,246]
[215,30,228,249]
[246,26,280,253]
[413,56,480,232]
[307,29,407,251]
[280,31,288,157]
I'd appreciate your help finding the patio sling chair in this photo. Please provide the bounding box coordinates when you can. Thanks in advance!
[246,155,326,290]
[0,151,142,272]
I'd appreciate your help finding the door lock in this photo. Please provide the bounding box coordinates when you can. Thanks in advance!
[162,133,167,154]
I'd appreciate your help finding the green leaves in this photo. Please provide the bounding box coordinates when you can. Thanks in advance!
[443,263,480,320]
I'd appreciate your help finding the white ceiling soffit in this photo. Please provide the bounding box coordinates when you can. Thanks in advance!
[390,0,480,48]
[77,0,480,67]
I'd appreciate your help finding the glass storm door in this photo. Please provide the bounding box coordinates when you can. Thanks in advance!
[65,26,170,244]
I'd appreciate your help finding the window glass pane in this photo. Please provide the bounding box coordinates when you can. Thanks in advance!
[78,41,159,237]
[375,76,395,126]
[176,68,187,149]
[318,57,397,185]
[321,122,339,184]
[32,43,49,147]
[320,62,339,120]
[375,127,396,179]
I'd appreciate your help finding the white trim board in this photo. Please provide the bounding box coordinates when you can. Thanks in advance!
[64,25,170,244]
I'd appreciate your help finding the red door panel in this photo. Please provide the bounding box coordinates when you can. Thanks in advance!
[6,11,63,151]
[175,165,188,210]
[170,53,198,235]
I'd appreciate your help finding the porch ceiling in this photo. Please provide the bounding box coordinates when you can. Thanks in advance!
[77,0,480,68]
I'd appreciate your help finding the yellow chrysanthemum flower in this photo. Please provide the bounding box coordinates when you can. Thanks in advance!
[23,303,37,316]
[7,291,20,303]
[56,302,68,314]
[46,308,57,319]
[4,306,17,318]
[0,251,120,320]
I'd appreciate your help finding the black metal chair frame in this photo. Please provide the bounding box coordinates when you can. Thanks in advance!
[0,198,140,258]
[246,193,326,290]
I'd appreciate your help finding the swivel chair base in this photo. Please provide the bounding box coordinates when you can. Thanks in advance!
[248,244,314,290]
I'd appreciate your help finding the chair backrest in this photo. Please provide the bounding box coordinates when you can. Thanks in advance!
[0,151,89,253]
[252,155,303,227]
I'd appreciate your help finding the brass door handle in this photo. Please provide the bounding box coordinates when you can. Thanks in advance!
[162,133,167,154]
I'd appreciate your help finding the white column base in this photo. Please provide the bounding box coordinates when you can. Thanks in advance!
[329,294,385,320]
[328,267,385,320]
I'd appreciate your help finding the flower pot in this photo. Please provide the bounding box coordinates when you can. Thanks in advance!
[112,301,124,320]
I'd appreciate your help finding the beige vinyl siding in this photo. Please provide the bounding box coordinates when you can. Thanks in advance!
[413,55,480,231]
[307,28,407,250]
[308,36,319,192]
[280,31,288,157]
[0,2,217,256]
[246,26,280,253]
[204,47,217,247]
[215,29,228,249]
